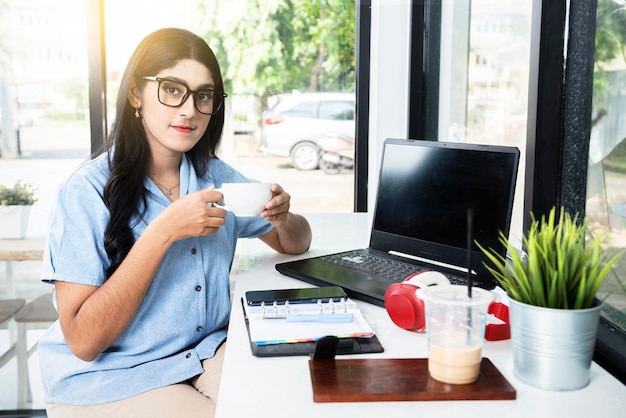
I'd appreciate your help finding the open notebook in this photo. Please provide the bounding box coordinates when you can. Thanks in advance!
[241,286,384,357]
[276,138,520,307]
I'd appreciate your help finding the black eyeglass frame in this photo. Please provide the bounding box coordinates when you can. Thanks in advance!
[141,76,228,115]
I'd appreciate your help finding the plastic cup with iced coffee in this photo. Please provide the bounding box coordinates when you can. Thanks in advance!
[420,285,494,384]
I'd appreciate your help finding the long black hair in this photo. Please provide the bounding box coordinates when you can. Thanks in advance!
[98,28,226,276]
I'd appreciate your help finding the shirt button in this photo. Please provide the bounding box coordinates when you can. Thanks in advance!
[196,325,203,332]
[185,353,191,359]
[195,285,202,292]
[190,248,197,255]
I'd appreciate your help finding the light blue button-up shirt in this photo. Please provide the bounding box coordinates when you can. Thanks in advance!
[38,152,274,405]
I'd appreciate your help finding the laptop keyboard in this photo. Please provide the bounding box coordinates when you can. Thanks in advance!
[320,251,466,285]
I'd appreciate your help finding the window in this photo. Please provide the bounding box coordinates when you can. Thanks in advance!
[587,0,626,382]
[0,0,90,411]
[0,0,360,411]
[411,0,532,245]
[101,0,358,214]
[408,0,626,383]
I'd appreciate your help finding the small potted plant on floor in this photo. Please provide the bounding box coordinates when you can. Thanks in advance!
[477,206,623,391]
[0,180,38,239]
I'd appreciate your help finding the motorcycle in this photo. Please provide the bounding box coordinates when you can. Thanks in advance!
[317,133,354,174]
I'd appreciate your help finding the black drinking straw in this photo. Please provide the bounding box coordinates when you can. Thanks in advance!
[466,208,474,298]
[466,208,473,345]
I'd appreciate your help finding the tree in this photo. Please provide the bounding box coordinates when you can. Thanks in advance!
[292,0,355,92]
[593,0,626,120]
[593,0,626,168]
[194,0,355,107]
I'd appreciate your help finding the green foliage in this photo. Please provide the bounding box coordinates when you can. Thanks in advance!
[595,0,626,65]
[477,207,624,309]
[194,0,355,104]
[0,180,37,205]
[593,0,626,111]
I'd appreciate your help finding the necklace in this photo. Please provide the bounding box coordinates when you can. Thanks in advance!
[151,178,180,197]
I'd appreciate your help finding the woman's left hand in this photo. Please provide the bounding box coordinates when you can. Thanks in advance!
[259,183,311,255]
[260,183,291,227]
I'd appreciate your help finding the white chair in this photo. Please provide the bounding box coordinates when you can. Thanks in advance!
[14,292,58,408]
[0,298,26,369]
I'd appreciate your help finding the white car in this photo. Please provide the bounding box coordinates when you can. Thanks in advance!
[261,92,355,170]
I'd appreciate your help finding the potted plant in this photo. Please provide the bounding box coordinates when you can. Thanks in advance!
[0,180,38,239]
[477,206,623,391]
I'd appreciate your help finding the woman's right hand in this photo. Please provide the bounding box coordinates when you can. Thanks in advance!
[151,187,227,242]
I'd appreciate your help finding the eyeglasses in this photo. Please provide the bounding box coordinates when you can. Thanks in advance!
[141,76,227,115]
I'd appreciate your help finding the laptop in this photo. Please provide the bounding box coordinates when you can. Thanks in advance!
[276,138,520,307]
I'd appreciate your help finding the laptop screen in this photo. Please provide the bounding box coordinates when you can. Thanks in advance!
[371,139,520,277]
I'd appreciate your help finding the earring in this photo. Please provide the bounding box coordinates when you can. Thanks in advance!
[134,106,141,119]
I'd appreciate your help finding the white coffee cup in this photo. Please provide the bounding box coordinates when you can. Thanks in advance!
[215,183,272,217]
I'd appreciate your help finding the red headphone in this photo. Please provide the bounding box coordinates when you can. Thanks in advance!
[384,271,510,340]
[384,271,449,332]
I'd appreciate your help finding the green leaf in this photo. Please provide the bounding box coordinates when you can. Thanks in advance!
[477,206,624,310]
[0,181,38,206]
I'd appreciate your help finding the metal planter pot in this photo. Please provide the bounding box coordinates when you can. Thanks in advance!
[509,298,602,391]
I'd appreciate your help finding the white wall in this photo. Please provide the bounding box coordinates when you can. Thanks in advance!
[367,0,412,217]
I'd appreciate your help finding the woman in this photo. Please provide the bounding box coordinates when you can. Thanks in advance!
[38,28,312,417]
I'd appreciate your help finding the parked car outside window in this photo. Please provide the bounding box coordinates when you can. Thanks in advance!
[261,92,355,170]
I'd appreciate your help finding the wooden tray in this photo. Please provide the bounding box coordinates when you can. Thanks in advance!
[309,357,516,402]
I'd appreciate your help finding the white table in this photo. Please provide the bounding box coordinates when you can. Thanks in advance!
[217,213,626,418]
[0,238,45,297]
